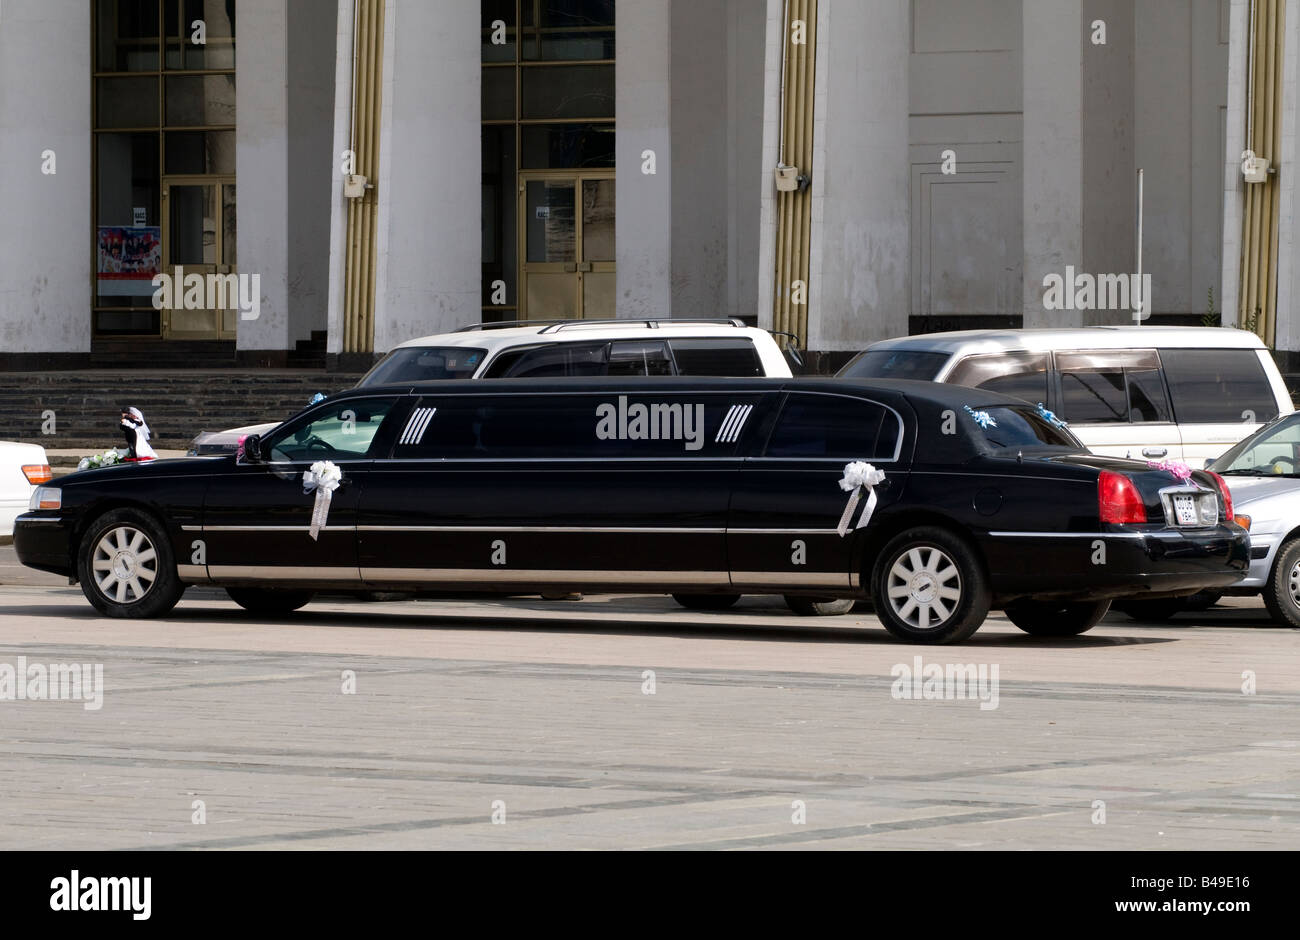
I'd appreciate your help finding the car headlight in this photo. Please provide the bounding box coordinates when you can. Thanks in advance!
[29,486,61,511]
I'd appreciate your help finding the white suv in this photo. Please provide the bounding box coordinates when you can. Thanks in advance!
[189,320,794,454]
[840,326,1293,464]
[358,319,793,384]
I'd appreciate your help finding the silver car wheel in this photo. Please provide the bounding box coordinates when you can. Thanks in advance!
[886,545,962,630]
[92,525,158,604]
[1288,559,1300,610]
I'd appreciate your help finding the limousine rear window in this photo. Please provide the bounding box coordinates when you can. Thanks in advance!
[360,346,486,385]
[974,406,1079,451]
[838,350,949,381]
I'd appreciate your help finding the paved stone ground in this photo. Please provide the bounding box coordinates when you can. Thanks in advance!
[0,573,1296,850]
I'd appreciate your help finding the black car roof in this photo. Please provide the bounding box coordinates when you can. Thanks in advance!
[329,376,1034,410]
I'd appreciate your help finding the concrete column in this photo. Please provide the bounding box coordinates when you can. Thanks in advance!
[1023,0,1085,327]
[1272,0,1300,361]
[0,1,91,360]
[371,0,479,351]
[1082,0,1135,325]
[236,0,291,356]
[616,0,672,318]
[805,0,910,351]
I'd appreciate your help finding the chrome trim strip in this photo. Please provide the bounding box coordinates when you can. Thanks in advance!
[727,528,842,535]
[208,566,361,580]
[17,517,63,524]
[357,525,726,534]
[176,564,207,580]
[360,567,727,584]
[191,525,352,532]
[987,531,1148,539]
[730,571,852,587]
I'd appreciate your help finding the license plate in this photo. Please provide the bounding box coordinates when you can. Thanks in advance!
[1173,494,1199,526]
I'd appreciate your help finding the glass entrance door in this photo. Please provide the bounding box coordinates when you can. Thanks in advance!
[161,177,237,339]
[518,170,614,320]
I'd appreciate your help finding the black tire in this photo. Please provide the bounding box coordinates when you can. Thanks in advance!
[672,593,741,611]
[226,587,314,615]
[1005,599,1110,636]
[872,526,990,644]
[1262,538,1300,628]
[76,508,185,618]
[784,595,856,616]
[1112,598,1184,621]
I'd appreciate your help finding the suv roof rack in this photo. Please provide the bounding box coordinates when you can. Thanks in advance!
[453,317,749,334]
[537,318,747,334]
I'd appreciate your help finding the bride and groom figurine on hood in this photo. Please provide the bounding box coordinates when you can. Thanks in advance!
[119,407,158,461]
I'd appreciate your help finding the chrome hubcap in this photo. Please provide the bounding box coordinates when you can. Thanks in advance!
[1288,560,1300,609]
[92,526,157,604]
[887,546,962,630]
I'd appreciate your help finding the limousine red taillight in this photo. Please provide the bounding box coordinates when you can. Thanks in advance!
[1203,470,1234,522]
[1098,471,1146,524]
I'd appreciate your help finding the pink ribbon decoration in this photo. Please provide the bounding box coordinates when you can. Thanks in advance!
[1146,458,1193,483]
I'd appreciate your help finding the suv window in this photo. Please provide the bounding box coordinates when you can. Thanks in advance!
[607,341,674,376]
[1160,349,1279,424]
[394,393,760,459]
[359,347,486,385]
[669,339,762,377]
[839,349,949,381]
[489,342,609,378]
[765,393,900,460]
[1057,350,1171,424]
[947,352,1049,403]
[268,398,398,461]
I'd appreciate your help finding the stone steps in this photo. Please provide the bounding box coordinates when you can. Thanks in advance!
[0,371,363,450]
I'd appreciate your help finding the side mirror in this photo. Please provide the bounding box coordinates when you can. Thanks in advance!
[240,433,264,463]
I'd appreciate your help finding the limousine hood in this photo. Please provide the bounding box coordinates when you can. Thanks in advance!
[57,455,227,487]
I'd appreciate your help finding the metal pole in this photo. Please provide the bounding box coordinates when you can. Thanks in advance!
[1135,168,1144,324]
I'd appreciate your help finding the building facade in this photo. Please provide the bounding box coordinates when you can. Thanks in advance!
[1,0,1296,372]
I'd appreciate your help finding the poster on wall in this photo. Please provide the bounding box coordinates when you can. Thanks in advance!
[96,226,162,297]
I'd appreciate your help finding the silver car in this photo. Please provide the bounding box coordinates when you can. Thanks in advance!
[1208,412,1300,627]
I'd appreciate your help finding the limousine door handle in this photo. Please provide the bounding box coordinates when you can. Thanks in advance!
[1141,447,1168,459]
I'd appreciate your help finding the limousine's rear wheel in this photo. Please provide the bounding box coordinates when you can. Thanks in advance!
[1005,599,1110,636]
[672,593,741,611]
[873,527,990,644]
[226,587,314,615]
[783,596,856,616]
[76,508,184,619]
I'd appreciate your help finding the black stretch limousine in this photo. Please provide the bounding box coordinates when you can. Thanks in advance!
[15,378,1249,644]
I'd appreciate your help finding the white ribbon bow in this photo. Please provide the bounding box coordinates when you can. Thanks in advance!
[836,461,886,537]
[302,460,343,541]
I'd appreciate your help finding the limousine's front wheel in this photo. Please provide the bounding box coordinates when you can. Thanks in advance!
[76,508,185,619]
[872,527,990,644]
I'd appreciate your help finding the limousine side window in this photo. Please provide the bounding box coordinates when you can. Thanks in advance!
[1057,350,1171,424]
[1160,349,1280,423]
[393,393,762,459]
[267,398,400,461]
[765,393,900,460]
[946,352,1049,403]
